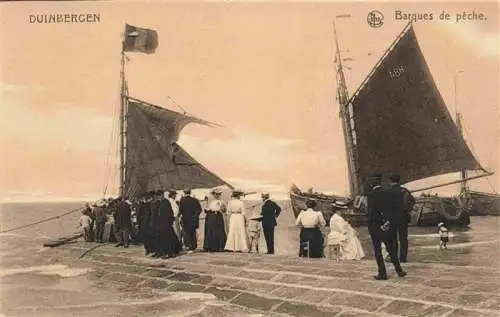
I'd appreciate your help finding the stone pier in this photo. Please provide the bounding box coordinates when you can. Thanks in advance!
[51,242,499,317]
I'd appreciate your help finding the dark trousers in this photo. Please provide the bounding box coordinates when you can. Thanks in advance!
[369,226,403,277]
[95,222,105,243]
[263,225,275,254]
[183,227,197,250]
[115,228,130,246]
[397,223,408,261]
[83,227,92,242]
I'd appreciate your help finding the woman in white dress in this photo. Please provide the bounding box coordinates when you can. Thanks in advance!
[224,190,249,252]
[328,204,365,260]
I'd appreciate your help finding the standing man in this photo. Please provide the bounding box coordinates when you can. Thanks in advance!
[260,192,281,254]
[386,174,415,263]
[93,200,107,243]
[366,174,406,280]
[113,197,132,248]
[179,188,202,252]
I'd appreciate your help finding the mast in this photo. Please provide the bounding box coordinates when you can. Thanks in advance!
[333,18,359,197]
[119,48,127,197]
[454,70,468,195]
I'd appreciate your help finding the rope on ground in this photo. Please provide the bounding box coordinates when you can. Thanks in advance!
[79,243,107,259]
[0,207,84,234]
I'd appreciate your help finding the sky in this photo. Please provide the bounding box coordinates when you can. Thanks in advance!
[1,1,499,202]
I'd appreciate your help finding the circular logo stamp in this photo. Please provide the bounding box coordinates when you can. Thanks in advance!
[367,10,384,28]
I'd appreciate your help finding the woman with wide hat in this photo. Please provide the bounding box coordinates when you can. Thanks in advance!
[224,189,249,252]
[203,188,227,252]
[295,198,326,258]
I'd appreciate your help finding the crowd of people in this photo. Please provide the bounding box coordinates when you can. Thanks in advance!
[78,175,419,280]
[78,188,283,258]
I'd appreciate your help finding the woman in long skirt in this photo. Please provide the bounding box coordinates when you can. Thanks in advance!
[203,188,227,252]
[328,205,365,260]
[295,198,326,258]
[224,190,249,252]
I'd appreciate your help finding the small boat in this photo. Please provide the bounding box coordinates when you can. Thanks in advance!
[290,22,494,226]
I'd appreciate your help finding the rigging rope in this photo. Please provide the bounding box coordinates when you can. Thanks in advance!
[0,207,84,234]
[167,95,188,114]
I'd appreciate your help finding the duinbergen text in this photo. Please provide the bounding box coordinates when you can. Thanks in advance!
[29,13,101,24]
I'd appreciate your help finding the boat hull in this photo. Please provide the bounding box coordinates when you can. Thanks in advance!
[290,187,473,227]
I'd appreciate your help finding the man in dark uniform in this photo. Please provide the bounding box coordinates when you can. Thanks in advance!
[386,174,415,263]
[113,197,132,248]
[93,200,107,243]
[366,174,406,280]
[179,188,202,252]
[260,192,281,254]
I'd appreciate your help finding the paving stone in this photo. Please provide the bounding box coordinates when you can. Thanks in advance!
[167,282,206,292]
[230,280,279,294]
[209,277,235,288]
[203,287,240,301]
[379,300,450,317]
[275,301,341,317]
[140,278,171,289]
[230,292,282,311]
[270,286,308,299]
[465,282,500,294]
[325,292,388,312]
[424,279,466,289]
[209,265,242,276]
[168,272,201,282]
[275,273,324,286]
[293,289,333,304]
[447,309,500,317]
[457,293,491,306]
[191,275,213,285]
[146,269,176,278]
[336,311,378,317]
[209,260,247,267]
[237,270,277,281]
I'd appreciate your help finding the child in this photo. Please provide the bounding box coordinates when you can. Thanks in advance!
[78,211,93,242]
[248,212,262,254]
[438,222,449,250]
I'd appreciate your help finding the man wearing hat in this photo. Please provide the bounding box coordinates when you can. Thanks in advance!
[366,174,406,280]
[179,188,202,252]
[93,200,108,243]
[260,192,281,254]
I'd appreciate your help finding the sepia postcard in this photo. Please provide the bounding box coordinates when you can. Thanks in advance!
[1,1,499,317]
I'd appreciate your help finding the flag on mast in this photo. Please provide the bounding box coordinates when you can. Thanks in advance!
[123,24,158,54]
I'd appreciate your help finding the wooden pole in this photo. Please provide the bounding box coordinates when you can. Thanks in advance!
[409,172,494,193]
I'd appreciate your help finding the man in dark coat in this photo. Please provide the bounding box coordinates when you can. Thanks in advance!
[93,201,107,243]
[260,192,281,254]
[137,193,153,255]
[113,197,132,248]
[386,174,415,263]
[366,174,406,280]
[179,188,202,252]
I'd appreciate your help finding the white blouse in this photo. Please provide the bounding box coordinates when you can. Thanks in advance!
[295,209,326,228]
[227,199,245,214]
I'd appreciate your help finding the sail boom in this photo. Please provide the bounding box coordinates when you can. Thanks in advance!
[410,172,494,193]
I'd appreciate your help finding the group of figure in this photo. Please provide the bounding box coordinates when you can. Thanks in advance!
[365,174,415,280]
[204,188,282,254]
[79,187,283,258]
[295,199,365,260]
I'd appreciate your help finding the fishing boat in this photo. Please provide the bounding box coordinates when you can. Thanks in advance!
[114,24,233,199]
[290,21,495,226]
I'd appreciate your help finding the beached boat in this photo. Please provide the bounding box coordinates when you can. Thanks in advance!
[290,22,495,226]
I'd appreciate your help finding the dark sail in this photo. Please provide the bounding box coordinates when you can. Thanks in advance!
[350,25,481,186]
[124,97,231,198]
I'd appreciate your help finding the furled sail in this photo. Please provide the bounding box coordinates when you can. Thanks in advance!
[349,25,482,186]
[123,97,231,198]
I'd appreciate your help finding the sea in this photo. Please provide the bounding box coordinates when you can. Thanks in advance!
[1,201,499,317]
